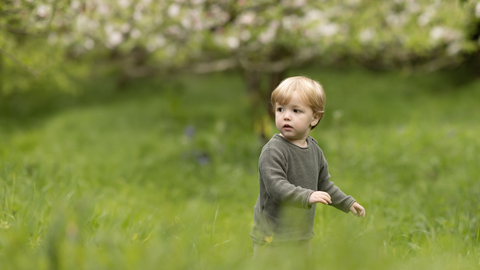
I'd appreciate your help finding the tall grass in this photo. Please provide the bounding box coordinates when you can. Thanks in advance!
[1,68,479,269]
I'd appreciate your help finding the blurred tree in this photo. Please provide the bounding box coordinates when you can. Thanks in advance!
[2,0,480,135]
[0,0,79,97]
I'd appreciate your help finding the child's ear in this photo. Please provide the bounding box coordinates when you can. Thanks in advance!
[311,113,321,127]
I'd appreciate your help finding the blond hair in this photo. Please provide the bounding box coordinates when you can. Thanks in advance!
[271,76,326,129]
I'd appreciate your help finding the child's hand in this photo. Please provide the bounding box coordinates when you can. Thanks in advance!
[308,191,332,205]
[349,202,365,218]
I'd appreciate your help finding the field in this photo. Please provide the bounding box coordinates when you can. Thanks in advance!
[1,67,479,269]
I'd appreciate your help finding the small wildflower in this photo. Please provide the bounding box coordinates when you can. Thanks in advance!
[265,235,273,243]
[184,125,196,139]
[0,220,9,229]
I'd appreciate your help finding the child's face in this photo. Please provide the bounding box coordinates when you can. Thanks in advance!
[275,91,320,147]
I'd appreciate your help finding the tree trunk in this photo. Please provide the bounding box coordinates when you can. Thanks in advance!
[244,69,286,142]
[267,70,286,117]
[468,20,480,77]
[0,53,2,94]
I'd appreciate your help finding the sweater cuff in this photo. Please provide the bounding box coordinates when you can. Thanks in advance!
[345,198,356,213]
[304,190,315,209]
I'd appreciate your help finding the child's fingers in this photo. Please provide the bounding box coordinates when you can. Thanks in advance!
[319,192,332,203]
[322,195,331,204]
[318,197,329,205]
[356,207,365,217]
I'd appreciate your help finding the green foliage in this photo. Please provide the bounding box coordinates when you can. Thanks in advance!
[2,0,480,82]
[1,68,480,269]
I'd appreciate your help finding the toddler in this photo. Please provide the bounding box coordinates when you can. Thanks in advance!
[250,76,365,255]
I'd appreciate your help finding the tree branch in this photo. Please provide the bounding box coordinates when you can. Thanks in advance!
[0,47,50,77]
[190,58,238,73]
[0,24,47,37]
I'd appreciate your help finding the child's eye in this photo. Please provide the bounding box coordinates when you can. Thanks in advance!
[293,109,301,113]
[277,108,284,112]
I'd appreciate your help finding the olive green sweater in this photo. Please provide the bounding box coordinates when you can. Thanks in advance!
[250,134,355,244]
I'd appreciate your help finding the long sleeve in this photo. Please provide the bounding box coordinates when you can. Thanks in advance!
[317,151,355,213]
[259,147,313,209]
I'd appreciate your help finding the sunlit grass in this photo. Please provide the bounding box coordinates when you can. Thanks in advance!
[1,67,479,269]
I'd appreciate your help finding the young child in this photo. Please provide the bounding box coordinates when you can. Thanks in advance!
[250,76,365,255]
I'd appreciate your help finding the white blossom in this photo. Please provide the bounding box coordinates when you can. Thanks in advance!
[155,35,166,47]
[282,16,298,30]
[133,10,143,21]
[71,0,81,10]
[259,21,280,44]
[210,4,230,24]
[181,17,191,28]
[430,27,461,43]
[84,38,95,50]
[189,9,203,30]
[418,9,435,27]
[359,28,375,43]
[119,0,130,8]
[386,13,408,27]
[281,0,305,8]
[304,10,325,24]
[146,42,156,52]
[76,15,88,32]
[406,1,421,13]
[146,35,166,52]
[317,23,338,37]
[292,0,306,7]
[226,36,239,49]
[98,4,109,15]
[447,42,461,56]
[107,31,123,47]
[168,3,181,17]
[131,28,141,39]
[88,20,99,31]
[430,27,445,41]
[98,3,110,16]
[238,11,255,25]
[444,29,461,42]
[37,4,50,18]
[166,25,183,38]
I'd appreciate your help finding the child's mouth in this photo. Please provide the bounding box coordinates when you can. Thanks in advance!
[284,124,292,130]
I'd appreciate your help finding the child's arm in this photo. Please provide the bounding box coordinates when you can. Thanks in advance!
[309,191,366,218]
[316,151,357,213]
[260,147,314,208]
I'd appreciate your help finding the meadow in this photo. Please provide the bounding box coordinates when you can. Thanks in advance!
[1,67,479,269]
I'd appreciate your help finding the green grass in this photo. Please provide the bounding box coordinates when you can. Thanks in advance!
[1,67,479,269]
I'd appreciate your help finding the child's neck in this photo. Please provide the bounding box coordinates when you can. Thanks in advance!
[279,134,308,148]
